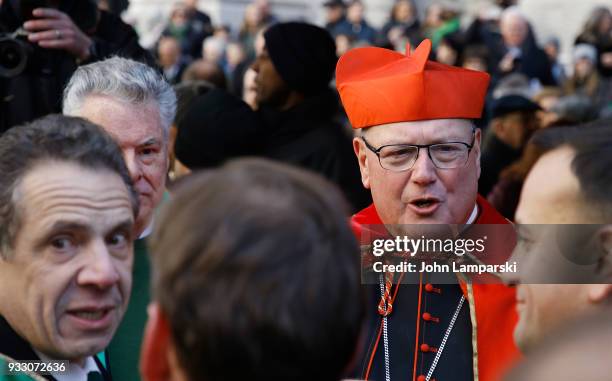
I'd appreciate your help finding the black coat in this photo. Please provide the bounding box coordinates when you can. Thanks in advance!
[490,40,555,87]
[258,89,371,212]
[466,19,554,87]
[0,316,111,380]
[479,133,522,197]
[0,2,155,134]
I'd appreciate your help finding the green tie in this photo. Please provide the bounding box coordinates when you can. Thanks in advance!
[87,371,104,381]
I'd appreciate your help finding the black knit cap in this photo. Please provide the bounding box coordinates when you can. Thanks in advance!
[323,0,346,8]
[263,22,337,95]
[174,89,262,170]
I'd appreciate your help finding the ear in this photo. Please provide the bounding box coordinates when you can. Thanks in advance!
[491,118,504,137]
[587,283,612,304]
[473,128,482,180]
[141,303,172,381]
[353,136,371,189]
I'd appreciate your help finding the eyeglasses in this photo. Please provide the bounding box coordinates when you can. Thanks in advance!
[361,132,475,172]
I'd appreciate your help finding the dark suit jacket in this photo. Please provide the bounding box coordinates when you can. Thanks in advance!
[0,316,111,381]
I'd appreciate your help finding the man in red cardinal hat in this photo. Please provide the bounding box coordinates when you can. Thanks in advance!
[336,39,520,381]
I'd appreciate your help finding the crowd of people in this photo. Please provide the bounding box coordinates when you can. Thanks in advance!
[138,0,612,220]
[1,0,612,381]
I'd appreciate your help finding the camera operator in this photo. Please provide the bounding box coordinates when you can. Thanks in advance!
[0,0,155,134]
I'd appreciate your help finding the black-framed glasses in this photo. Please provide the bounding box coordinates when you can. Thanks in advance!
[361,132,475,172]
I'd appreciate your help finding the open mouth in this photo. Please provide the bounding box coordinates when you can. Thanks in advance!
[413,199,437,208]
[66,307,115,329]
[408,197,441,216]
[70,310,109,321]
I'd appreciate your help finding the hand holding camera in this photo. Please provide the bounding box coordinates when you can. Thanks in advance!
[23,7,93,61]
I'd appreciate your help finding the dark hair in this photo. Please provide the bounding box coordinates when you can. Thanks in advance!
[389,0,416,22]
[463,44,489,62]
[150,158,364,381]
[172,80,215,127]
[530,119,612,216]
[181,60,228,90]
[580,6,612,41]
[0,114,138,255]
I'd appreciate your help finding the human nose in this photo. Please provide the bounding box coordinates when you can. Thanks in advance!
[78,241,120,290]
[410,147,437,185]
[501,249,524,286]
[500,266,520,286]
[123,150,143,183]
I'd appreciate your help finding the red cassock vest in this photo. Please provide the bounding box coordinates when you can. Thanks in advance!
[351,195,520,381]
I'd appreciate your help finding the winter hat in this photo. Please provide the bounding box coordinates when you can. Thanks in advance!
[263,22,337,95]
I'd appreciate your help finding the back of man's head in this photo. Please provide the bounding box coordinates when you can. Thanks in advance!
[181,59,228,90]
[144,158,364,381]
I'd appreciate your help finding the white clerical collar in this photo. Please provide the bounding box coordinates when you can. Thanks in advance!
[465,203,479,225]
[139,218,155,239]
[34,350,99,381]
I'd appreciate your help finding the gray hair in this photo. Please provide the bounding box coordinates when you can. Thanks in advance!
[202,36,227,62]
[63,56,177,140]
[500,5,529,26]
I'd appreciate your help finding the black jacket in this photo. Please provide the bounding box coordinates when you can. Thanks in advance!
[0,316,111,380]
[490,40,555,87]
[479,133,522,197]
[258,89,371,212]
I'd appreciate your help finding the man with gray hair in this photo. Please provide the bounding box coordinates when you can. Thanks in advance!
[63,56,176,381]
[490,6,554,86]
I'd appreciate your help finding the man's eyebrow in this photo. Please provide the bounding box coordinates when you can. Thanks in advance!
[36,219,135,246]
[108,220,135,236]
[35,221,90,249]
[428,135,473,144]
[47,221,90,233]
[140,138,160,147]
[379,136,471,146]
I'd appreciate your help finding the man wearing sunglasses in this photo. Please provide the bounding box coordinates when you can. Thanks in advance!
[336,39,519,381]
